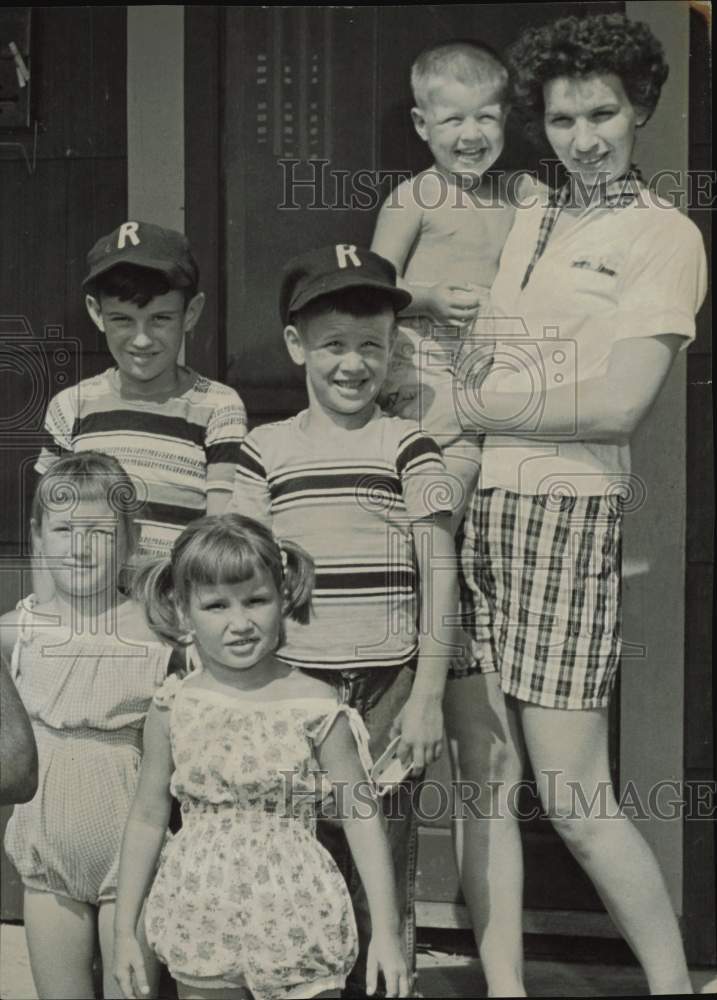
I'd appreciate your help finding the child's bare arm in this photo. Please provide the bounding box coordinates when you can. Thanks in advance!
[371,184,423,280]
[317,716,411,998]
[372,179,483,326]
[113,704,173,998]
[372,182,454,320]
[393,511,458,769]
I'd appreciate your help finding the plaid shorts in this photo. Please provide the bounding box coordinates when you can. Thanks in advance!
[457,488,623,709]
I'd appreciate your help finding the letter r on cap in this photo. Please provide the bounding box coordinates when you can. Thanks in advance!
[335,244,361,269]
[118,222,140,249]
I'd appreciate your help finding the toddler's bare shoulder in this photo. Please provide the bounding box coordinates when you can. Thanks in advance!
[508,172,550,207]
[384,169,454,211]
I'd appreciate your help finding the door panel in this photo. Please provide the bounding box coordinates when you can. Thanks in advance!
[224,6,382,422]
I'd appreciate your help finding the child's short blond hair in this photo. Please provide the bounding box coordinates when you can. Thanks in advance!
[411,38,509,109]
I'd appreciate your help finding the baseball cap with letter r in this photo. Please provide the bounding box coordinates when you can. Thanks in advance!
[279,244,412,325]
[83,221,199,289]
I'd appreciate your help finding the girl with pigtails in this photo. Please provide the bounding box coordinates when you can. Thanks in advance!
[113,513,410,1000]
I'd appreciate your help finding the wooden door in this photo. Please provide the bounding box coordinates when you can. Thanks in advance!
[0,6,125,920]
[220,1,624,928]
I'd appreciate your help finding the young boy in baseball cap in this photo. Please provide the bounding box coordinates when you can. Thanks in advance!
[231,244,459,996]
[36,221,247,562]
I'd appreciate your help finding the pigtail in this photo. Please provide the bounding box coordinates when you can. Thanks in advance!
[132,557,185,645]
[279,540,315,625]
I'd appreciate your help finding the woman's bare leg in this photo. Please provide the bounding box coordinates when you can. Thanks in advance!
[520,703,692,996]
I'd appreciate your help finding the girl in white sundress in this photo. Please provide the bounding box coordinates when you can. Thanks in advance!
[113,513,410,1000]
[1,452,172,1000]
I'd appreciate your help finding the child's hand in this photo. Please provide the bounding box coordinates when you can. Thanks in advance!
[390,693,444,772]
[366,932,412,997]
[426,283,483,327]
[113,932,149,999]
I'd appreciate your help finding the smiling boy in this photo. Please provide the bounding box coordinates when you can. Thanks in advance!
[230,244,459,997]
[374,39,514,316]
[36,222,247,561]
[372,40,516,520]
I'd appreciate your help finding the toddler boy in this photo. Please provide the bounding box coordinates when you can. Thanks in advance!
[372,39,515,520]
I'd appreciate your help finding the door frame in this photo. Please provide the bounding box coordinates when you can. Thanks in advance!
[182,2,714,963]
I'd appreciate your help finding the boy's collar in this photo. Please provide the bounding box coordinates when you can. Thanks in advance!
[297,404,381,435]
[109,365,193,400]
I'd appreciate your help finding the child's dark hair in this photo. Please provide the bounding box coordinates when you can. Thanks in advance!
[291,287,400,330]
[85,262,199,308]
[411,38,509,109]
[507,13,668,137]
[31,451,141,559]
[133,514,315,646]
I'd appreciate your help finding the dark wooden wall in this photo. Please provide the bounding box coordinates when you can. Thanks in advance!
[0,6,125,612]
[0,6,126,920]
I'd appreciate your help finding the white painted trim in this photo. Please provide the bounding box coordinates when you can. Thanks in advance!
[126,6,185,361]
[126,6,185,229]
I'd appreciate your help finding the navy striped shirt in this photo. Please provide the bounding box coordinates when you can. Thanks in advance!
[37,367,247,558]
[230,409,452,670]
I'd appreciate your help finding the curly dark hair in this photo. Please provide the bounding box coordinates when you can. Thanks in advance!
[508,13,669,131]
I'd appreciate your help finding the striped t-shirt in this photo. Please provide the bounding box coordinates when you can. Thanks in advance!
[230,408,452,670]
[36,367,247,558]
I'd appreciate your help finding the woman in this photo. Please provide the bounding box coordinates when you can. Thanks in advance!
[443,13,707,997]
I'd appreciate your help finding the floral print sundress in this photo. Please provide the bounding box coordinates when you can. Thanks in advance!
[145,673,375,1000]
